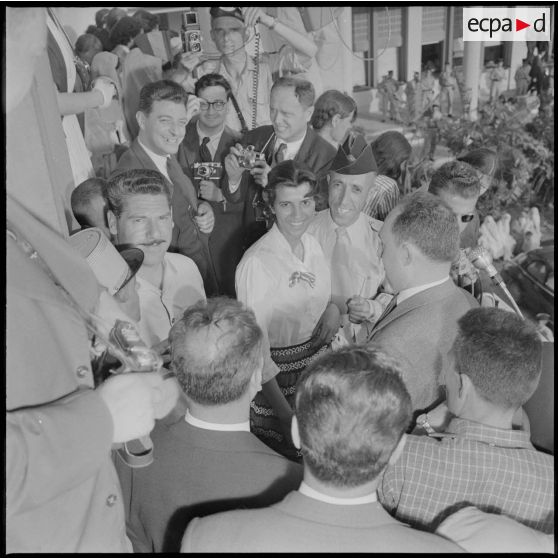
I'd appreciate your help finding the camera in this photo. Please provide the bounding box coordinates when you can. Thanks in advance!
[238,145,266,169]
[181,10,202,54]
[193,161,223,180]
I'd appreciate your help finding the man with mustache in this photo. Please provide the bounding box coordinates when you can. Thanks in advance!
[105,169,206,351]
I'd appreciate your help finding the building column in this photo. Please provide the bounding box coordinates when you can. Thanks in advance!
[403,6,423,81]
[444,6,455,67]
[339,7,353,94]
[463,40,483,120]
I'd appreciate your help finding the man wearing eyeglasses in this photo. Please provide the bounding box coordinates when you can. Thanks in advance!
[177,73,244,297]
[428,161,482,299]
[179,7,318,135]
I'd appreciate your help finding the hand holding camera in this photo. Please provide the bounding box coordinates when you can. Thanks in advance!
[195,201,215,234]
[199,180,225,203]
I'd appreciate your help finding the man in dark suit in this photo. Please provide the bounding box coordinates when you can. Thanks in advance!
[366,192,478,418]
[223,76,337,251]
[180,346,462,553]
[177,73,243,297]
[115,297,302,553]
[113,79,219,295]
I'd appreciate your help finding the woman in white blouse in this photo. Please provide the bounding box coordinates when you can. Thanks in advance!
[236,160,340,460]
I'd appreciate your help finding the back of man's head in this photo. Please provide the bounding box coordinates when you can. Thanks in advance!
[429,161,481,200]
[271,76,315,108]
[138,79,188,115]
[170,297,264,405]
[71,177,108,229]
[390,191,460,263]
[295,346,412,487]
[105,169,171,217]
[453,307,542,410]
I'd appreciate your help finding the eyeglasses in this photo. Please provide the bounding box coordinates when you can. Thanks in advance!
[199,100,227,112]
[460,214,475,223]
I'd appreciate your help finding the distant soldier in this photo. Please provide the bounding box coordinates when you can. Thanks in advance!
[514,58,531,96]
[406,71,422,123]
[489,59,506,103]
[378,71,398,122]
[439,62,456,117]
[421,67,436,112]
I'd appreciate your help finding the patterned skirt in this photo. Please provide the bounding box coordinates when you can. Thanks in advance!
[250,338,329,462]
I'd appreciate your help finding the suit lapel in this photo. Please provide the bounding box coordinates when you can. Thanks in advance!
[294,126,314,164]
[181,121,200,168]
[369,280,454,337]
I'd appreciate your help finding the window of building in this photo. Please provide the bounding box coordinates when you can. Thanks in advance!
[483,43,505,66]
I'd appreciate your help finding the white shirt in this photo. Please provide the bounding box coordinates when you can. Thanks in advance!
[185,410,250,432]
[307,210,387,302]
[196,122,224,160]
[236,224,330,348]
[299,481,378,506]
[273,131,306,162]
[138,138,171,182]
[137,252,206,347]
[397,276,450,305]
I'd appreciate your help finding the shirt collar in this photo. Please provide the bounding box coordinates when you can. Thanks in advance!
[275,130,307,156]
[444,417,534,449]
[185,409,250,432]
[397,277,449,305]
[138,138,170,168]
[196,121,224,143]
[299,481,378,506]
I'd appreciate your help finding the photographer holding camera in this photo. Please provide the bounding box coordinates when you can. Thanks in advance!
[6,9,170,552]
[179,7,318,134]
[177,73,244,297]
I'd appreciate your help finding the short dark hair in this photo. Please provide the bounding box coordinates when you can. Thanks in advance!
[71,177,108,229]
[456,148,498,179]
[295,346,412,487]
[109,16,142,47]
[194,73,232,99]
[391,191,460,263]
[106,7,127,31]
[75,33,102,57]
[453,308,542,410]
[133,9,159,33]
[266,160,318,209]
[310,90,357,130]
[371,131,412,181]
[170,297,264,405]
[271,76,315,108]
[428,160,481,200]
[105,169,171,218]
[138,79,188,115]
[95,8,110,28]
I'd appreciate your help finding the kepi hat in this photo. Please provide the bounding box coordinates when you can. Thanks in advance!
[331,132,377,175]
[69,228,143,295]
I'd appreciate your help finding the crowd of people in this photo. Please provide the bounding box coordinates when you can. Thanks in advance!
[6,6,554,554]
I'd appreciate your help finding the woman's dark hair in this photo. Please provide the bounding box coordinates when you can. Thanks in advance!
[370,131,412,181]
[311,90,357,131]
[109,16,142,47]
[133,9,159,33]
[265,160,318,209]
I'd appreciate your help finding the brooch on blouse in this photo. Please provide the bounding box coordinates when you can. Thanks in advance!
[288,271,316,288]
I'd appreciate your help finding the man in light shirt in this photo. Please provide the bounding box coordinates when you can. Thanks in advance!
[180,346,462,553]
[114,79,218,295]
[105,169,206,351]
[306,134,393,345]
[366,192,478,417]
[115,297,302,552]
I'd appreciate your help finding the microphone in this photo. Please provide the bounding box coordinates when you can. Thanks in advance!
[468,246,504,287]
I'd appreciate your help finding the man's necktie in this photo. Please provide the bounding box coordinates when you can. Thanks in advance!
[274,142,287,165]
[199,136,212,163]
[330,226,353,314]
[373,295,398,328]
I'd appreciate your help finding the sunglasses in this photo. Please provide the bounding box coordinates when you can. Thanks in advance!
[460,214,475,223]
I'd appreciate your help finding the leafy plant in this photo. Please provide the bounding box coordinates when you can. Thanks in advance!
[439,99,554,218]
